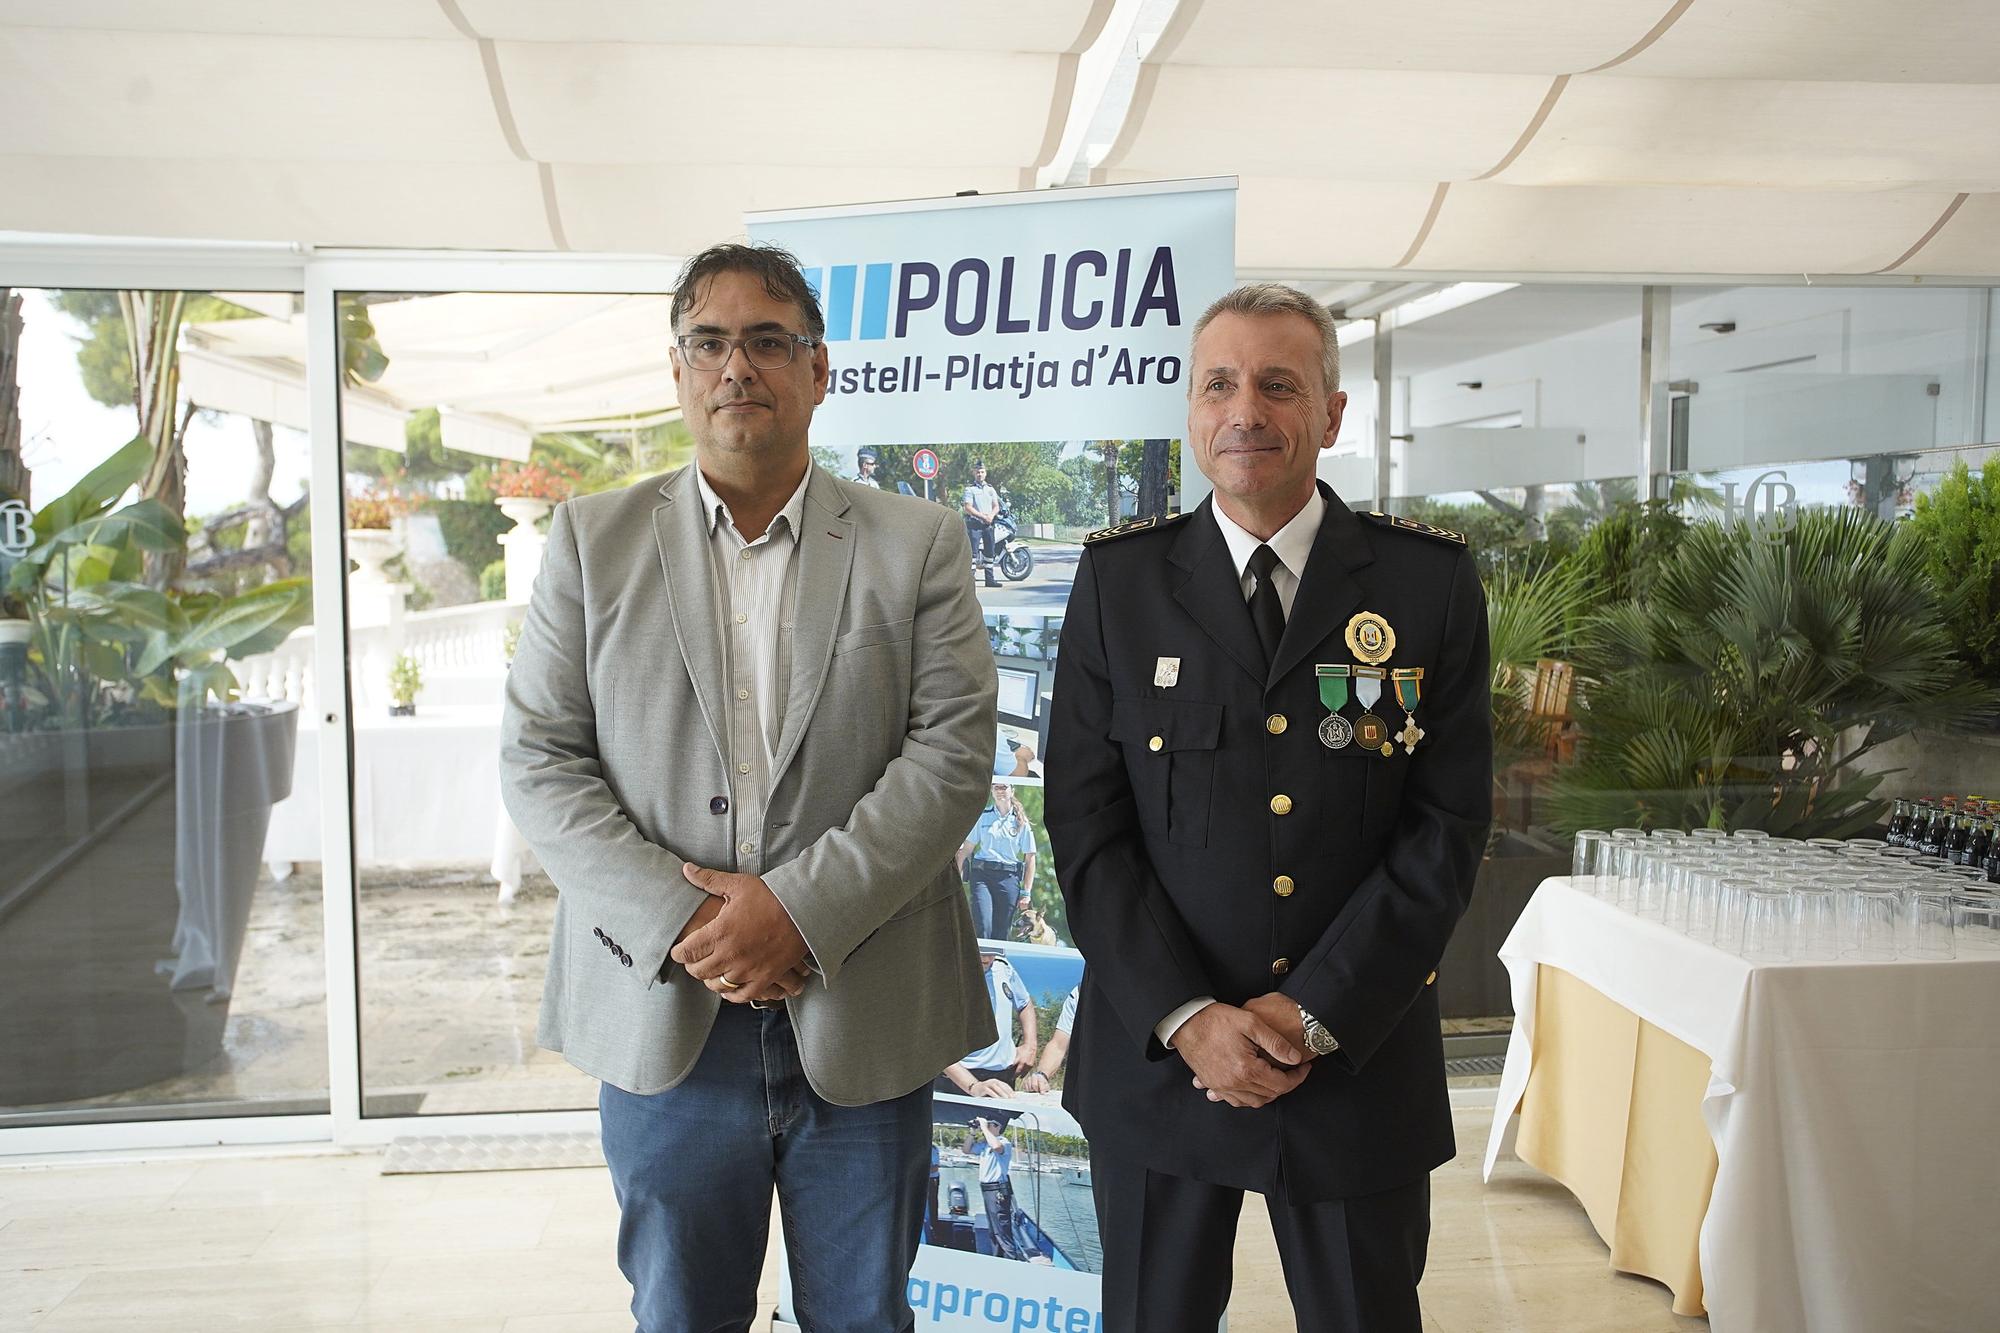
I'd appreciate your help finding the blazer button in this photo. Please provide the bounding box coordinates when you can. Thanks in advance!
[620,951,633,967]
[710,796,729,815]
[1270,794,1293,815]
[1271,957,1291,976]
[1148,736,1163,752]
[1266,714,1288,735]
[1273,875,1295,897]
[593,927,604,940]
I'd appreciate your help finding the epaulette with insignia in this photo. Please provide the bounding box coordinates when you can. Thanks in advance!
[1085,512,1188,544]
[1361,511,1468,546]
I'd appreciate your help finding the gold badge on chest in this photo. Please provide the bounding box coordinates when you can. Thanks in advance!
[1344,611,1396,666]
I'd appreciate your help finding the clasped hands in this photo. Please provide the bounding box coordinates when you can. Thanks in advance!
[1173,994,1315,1109]
[668,863,812,1004]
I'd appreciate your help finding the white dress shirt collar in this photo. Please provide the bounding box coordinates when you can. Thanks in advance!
[694,464,810,543]
[1211,485,1326,586]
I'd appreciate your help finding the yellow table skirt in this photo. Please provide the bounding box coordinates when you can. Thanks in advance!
[1515,963,1719,1318]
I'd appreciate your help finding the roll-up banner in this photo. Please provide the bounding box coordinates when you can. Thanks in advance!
[748,179,1236,1332]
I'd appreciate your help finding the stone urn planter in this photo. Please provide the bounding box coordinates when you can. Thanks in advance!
[495,495,554,602]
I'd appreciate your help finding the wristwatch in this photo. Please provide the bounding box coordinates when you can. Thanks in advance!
[1297,1004,1340,1057]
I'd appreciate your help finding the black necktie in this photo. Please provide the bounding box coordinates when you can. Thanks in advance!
[1247,544,1286,669]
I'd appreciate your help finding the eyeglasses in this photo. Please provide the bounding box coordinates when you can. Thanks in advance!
[674,331,819,372]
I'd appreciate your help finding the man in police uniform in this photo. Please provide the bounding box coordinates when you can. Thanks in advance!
[1045,284,1491,1332]
[962,459,1002,588]
[853,446,881,488]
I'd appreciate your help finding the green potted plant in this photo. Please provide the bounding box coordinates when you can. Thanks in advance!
[1549,507,1995,837]
[388,652,422,717]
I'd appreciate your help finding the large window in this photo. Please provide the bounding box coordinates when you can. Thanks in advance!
[0,286,328,1126]
[1351,282,2000,1030]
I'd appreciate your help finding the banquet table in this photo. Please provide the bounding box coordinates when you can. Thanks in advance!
[1484,877,2000,1333]
[262,704,533,900]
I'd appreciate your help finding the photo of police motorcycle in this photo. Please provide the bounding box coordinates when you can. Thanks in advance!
[814,439,1179,610]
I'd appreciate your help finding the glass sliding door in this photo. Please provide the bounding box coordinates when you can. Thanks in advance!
[0,284,328,1126]
[325,285,677,1117]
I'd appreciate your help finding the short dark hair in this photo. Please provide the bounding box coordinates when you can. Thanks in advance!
[670,242,825,342]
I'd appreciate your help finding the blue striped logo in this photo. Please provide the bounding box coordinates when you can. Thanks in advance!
[801,264,894,342]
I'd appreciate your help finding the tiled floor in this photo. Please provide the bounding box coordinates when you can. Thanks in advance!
[1,1109,1704,1332]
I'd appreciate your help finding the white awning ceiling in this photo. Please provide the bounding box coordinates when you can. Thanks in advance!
[1097,0,2000,277]
[0,1,1111,253]
[179,292,677,458]
[3,0,1999,278]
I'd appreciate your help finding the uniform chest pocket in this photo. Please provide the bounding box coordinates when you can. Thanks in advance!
[1110,697,1222,848]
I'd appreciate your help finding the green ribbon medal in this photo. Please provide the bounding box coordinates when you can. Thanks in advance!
[1392,667,1426,754]
[1315,664,1353,750]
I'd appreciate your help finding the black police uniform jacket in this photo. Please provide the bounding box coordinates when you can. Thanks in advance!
[1045,483,1492,1204]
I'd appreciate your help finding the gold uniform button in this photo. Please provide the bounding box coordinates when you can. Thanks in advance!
[1148,736,1164,752]
[1426,970,1438,986]
[1271,958,1291,976]
[1266,714,1288,735]
[1270,794,1293,815]
[1273,875,1295,897]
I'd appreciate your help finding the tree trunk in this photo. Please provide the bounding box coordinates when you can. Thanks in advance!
[1137,438,1171,519]
[242,419,277,550]
[1103,440,1122,523]
[122,291,191,587]
[0,288,27,504]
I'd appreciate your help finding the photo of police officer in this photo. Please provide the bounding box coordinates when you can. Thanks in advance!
[807,440,1144,610]
[962,458,1002,589]
[852,445,881,488]
[958,781,1036,942]
[935,943,1037,1098]
[924,947,1095,1274]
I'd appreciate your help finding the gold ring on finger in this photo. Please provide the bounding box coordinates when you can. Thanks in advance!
[718,974,742,990]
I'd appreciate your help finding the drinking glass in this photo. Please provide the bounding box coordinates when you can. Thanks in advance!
[1902,885,1957,959]
[1571,830,1610,895]
[1843,884,1901,960]
[1715,876,1761,954]
[1740,885,1795,962]
[1790,884,1841,961]
[1682,860,1726,943]
[1803,837,1847,856]
[1843,837,1889,854]
[1733,828,1773,846]
[1952,889,2000,952]
[1688,827,1731,844]
[1610,829,1647,910]
[1636,847,1680,920]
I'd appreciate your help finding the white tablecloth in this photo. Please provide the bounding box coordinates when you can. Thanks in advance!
[262,704,532,892]
[1485,878,2000,1333]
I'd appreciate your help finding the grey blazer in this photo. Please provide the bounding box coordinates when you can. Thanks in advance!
[500,463,998,1105]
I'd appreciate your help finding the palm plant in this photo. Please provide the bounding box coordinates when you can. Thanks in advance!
[1548,508,1995,836]
[1485,557,1590,771]
[7,436,311,727]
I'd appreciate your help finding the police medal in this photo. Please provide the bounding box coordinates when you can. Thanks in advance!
[1352,666,1392,755]
[1392,667,1426,754]
[1345,611,1396,665]
[1314,664,1353,750]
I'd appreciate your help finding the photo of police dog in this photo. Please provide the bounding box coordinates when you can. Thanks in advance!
[956,782,1077,951]
[814,440,1179,611]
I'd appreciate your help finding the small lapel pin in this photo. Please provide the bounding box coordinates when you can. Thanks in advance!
[1154,656,1181,688]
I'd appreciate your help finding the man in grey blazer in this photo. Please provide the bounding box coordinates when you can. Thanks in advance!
[500,242,998,1333]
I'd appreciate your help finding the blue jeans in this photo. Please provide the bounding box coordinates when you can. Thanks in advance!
[599,1004,931,1333]
[966,865,1022,942]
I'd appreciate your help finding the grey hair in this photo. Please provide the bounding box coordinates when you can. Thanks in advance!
[1190,283,1342,395]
